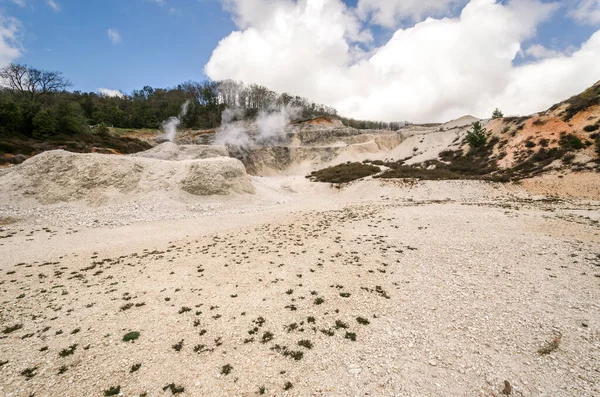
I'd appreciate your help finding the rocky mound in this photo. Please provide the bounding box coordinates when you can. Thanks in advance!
[131,142,228,161]
[0,150,255,205]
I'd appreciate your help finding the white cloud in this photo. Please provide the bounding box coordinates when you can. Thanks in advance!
[568,0,600,24]
[0,12,22,67]
[107,28,121,44]
[206,0,597,123]
[98,88,124,98]
[46,0,60,12]
[10,0,27,7]
[356,0,466,27]
[523,44,562,59]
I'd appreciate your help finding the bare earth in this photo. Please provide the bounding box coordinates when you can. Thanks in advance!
[1,178,599,397]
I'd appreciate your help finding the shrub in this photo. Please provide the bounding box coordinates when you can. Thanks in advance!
[492,108,504,119]
[559,133,584,151]
[96,123,110,135]
[466,121,487,148]
[583,123,599,132]
[122,331,140,342]
[307,162,380,183]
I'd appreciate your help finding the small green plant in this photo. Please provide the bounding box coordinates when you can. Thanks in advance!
[178,306,191,314]
[59,344,78,357]
[345,332,357,341]
[162,383,185,395]
[356,317,370,325]
[261,331,274,343]
[284,381,293,390]
[307,316,316,323]
[172,340,184,352]
[122,331,140,342]
[130,363,141,373]
[258,385,266,395]
[21,366,38,380]
[104,386,121,396]
[314,297,324,305]
[221,364,233,375]
[298,340,313,349]
[58,365,68,374]
[339,292,351,298]
[334,320,348,329]
[466,121,487,148]
[492,108,504,119]
[532,118,545,126]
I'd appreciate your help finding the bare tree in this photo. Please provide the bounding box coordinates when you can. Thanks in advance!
[0,63,72,103]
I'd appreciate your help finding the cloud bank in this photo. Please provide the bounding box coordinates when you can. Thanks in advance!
[0,12,21,67]
[98,88,124,98]
[206,0,600,123]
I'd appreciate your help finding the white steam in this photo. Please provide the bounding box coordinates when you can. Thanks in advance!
[161,100,190,142]
[215,105,301,148]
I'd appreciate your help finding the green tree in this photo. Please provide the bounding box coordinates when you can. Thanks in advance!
[56,101,87,134]
[0,100,24,135]
[32,109,56,139]
[492,108,503,119]
[466,121,487,148]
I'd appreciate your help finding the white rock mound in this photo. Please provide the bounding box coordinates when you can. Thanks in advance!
[0,149,255,205]
[131,142,229,161]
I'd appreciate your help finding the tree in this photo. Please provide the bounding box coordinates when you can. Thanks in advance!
[466,121,487,148]
[32,109,56,139]
[55,101,86,134]
[0,63,72,104]
[492,108,503,119]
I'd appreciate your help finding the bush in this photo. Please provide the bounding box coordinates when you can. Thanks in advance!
[96,123,110,135]
[307,162,380,183]
[492,108,503,119]
[466,121,487,148]
[32,109,56,139]
[583,124,599,132]
[559,133,584,151]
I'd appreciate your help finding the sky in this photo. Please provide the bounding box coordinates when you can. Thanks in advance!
[0,0,599,122]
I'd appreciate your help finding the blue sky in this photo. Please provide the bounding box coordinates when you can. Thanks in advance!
[2,0,237,92]
[1,0,599,121]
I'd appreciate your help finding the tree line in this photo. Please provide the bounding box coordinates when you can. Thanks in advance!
[0,63,404,140]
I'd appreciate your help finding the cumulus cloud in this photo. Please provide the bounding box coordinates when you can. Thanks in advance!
[46,0,60,12]
[206,0,598,122]
[98,88,124,98]
[0,12,21,67]
[568,0,600,24]
[356,0,466,27]
[107,28,121,44]
[523,44,563,59]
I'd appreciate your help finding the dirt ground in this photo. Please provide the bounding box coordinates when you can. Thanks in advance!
[0,178,599,397]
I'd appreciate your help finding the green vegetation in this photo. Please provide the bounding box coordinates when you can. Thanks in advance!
[538,334,561,355]
[221,364,233,375]
[163,383,185,394]
[559,133,584,151]
[58,344,78,357]
[466,121,487,148]
[103,386,121,396]
[122,331,140,342]
[307,162,380,184]
[561,83,600,121]
[492,108,504,119]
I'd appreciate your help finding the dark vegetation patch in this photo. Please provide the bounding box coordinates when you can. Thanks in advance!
[104,386,121,396]
[2,324,23,334]
[307,162,380,183]
[561,84,600,121]
[162,383,185,395]
[122,331,140,342]
[0,133,151,165]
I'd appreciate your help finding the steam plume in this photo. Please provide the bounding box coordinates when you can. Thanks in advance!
[215,105,301,148]
[161,100,190,142]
